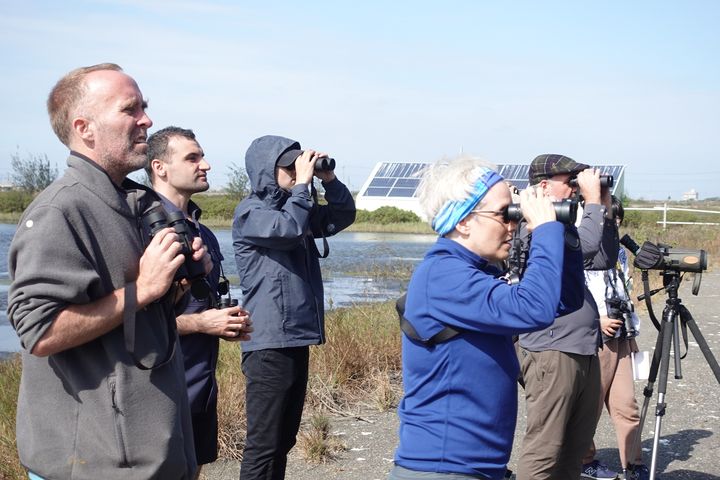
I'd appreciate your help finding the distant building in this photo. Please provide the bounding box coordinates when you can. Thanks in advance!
[682,188,699,201]
[356,162,626,221]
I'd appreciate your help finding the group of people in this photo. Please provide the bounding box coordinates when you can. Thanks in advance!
[7,63,355,480]
[392,155,651,480]
[7,62,651,480]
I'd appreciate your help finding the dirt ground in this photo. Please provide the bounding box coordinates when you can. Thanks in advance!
[205,272,720,480]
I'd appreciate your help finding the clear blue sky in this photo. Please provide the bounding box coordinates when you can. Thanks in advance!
[2,1,719,200]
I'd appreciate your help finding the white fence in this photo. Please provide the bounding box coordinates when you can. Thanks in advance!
[625,204,720,229]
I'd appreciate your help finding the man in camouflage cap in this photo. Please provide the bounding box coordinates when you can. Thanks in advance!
[514,153,620,480]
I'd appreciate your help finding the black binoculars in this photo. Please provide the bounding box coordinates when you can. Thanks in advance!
[504,199,579,225]
[142,208,211,300]
[315,157,336,172]
[217,297,239,309]
[568,174,614,189]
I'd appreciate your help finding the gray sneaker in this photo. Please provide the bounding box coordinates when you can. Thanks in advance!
[581,460,619,480]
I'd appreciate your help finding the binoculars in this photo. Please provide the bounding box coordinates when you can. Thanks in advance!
[142,208,211,300]
[504,199,579,225]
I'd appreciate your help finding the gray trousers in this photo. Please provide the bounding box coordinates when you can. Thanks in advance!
[388,465,488,480]
[516,349,601,480]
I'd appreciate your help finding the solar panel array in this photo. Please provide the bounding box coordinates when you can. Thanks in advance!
[359,163,624,198]
[362,163,426,198]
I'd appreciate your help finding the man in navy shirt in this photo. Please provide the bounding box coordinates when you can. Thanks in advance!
[146,126,253,473]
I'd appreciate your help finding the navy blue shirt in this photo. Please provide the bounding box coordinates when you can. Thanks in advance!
[158,194,224,414]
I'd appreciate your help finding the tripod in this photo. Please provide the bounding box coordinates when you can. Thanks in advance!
[632,270,720,480]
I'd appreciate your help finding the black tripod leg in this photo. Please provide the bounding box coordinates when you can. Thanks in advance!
[649,306,677,480]
[632,319,667,471]
[680,305,720,384]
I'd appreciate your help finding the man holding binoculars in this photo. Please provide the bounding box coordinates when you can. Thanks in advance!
[514,154,619,480]
[146,126,253,473]
[232,135,356,480]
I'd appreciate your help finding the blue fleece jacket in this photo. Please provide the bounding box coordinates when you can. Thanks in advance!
[395,222,564,479]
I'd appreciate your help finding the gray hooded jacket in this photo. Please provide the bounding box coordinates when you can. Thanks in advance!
[7,154,196,479]
[232,135,356,351]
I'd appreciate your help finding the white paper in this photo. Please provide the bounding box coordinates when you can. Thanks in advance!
[632,351,650,381]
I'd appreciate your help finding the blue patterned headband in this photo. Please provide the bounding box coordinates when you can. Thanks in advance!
[431,169,504,235]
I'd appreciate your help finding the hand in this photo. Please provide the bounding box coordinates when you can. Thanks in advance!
[576,168,601,205]
[195,306,253,341]
[136,227,184,307]
[294,149,318,186]
[191,236,213,275]
[520,186,556,232]
[600,315,623,337]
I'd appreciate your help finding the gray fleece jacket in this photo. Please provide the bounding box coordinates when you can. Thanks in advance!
[7,153,197,479]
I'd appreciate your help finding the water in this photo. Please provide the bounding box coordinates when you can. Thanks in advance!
[0,223,435,354]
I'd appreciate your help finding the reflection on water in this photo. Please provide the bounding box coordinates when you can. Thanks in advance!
[0,224,436,353]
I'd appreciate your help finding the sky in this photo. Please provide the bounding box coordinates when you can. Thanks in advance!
[1,1,719,200]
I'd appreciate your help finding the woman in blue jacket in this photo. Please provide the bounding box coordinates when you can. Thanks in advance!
[391,156,564,480]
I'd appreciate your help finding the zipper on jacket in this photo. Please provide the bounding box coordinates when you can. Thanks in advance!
[108,377,130,467]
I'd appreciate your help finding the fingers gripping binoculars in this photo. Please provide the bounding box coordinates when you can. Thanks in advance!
[142,208,212,300]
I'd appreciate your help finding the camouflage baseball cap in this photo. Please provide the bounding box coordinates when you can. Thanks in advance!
[528,154,589,185]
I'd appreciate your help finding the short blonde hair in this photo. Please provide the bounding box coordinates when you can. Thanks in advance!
[47,63,123,146]
[417,155,498,226]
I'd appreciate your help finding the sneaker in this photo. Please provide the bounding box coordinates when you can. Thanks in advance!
[626,464,650,480]
[581,460,619,479]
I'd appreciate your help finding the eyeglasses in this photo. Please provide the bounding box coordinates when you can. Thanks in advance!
[470,209,511,224]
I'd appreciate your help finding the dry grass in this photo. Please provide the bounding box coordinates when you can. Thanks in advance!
[306,301,401,413]
[296,413,347,463]
[215,342,246,460]
[345,222,433,234]
[211,299,402,462]
[0,354,24,480]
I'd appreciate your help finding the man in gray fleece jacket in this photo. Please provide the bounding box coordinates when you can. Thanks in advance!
[7,64,204,479]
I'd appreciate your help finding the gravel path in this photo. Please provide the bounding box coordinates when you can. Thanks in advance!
[206,272,720,479]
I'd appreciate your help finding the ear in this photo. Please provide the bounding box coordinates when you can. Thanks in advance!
[537,179,550,196]
[151,158,167,178]
[454,216,472,236]
[72,116,93,142]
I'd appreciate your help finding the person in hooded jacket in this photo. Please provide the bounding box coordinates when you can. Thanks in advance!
[232,135,356,480]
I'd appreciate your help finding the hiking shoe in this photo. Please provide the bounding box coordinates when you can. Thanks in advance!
[581,460,619,479]
[626,464,650,480]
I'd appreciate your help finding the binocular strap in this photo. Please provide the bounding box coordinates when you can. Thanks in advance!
[123,281,178,370]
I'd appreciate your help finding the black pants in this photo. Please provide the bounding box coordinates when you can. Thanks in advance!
[240,346,309,480]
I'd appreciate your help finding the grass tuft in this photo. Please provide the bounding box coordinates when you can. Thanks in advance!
[297,413,347,463]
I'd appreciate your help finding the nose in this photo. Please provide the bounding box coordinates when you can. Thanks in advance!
[200,158,211,171]
[139,111,152,129]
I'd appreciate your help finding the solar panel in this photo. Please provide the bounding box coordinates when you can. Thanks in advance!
[365,187,392,197]
[395,178,420,188]
[389,187,417,197]
[358,163,625,203]
[369,178,395,188]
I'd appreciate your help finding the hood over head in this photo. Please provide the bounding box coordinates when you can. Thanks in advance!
[245,135,301,196]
